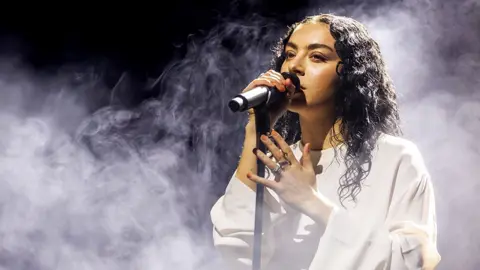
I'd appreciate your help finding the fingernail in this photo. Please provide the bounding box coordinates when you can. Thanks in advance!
[252,148,258,155]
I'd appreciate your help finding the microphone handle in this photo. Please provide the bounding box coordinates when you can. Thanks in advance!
[228,86,286,112]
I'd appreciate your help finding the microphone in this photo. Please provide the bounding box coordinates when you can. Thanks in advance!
[228,72,301,112]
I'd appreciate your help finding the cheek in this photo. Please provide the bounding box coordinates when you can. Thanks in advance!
[307,64,338,97]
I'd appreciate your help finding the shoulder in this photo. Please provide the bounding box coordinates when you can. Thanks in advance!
[375,134,427,167]
[374,133,431,188]
[375,133,422,155]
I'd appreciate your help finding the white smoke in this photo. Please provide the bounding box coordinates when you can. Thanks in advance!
[304,0,480,268]
[0,62,206,269]
[363,4,479,270]
[0,0,478,269]
[0,15,285,270]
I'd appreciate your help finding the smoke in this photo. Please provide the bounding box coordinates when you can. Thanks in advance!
[303,0,480,268]
[0,14,285,270]
[363,3,480,270]
[0,0,478,270]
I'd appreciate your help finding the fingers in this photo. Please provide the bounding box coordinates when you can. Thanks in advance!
[285,78,297,96]
[246,171,279,190]
[270,130,299,166]
[265,70,283,82]
[253,70,287,92]
[263,71,286,92]
[257,129,312,172]
[260,134,286,164]
[252,78,285,92]
[253,147,280,172]
[300,143,314,172]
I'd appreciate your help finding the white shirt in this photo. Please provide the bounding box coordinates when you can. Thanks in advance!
[210,134,439,270]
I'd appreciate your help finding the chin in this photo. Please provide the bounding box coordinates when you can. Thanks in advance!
[286,94,307,112]
[287,92,334,114]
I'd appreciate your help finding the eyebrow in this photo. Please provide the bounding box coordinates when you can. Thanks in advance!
[285,41,334,52]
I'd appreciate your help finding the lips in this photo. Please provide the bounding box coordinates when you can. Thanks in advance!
[294,87,305,95]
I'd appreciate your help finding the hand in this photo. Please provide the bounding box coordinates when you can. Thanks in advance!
[242,70,297,125]
[390,222,441,269]
[246,129,319,215]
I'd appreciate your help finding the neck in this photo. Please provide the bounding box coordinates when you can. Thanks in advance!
[299,108,342,151]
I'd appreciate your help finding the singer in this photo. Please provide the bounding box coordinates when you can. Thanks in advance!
[210,13,440,269]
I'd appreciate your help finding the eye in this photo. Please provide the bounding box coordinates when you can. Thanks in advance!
[310,53,327,62]
[285,51,296,59]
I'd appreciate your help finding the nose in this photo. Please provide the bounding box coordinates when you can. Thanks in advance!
[288,57,305,76]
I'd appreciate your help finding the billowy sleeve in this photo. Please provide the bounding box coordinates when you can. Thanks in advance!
[311,145,440,270]
[210,171,286,270]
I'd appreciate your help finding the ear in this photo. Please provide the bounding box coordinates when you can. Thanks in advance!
[335,61,344,76]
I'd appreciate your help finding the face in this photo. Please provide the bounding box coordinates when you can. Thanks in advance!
[280,22,341,114]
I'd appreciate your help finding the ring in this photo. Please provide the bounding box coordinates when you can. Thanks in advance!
[271,163,282,175]
[278,160,290,168]
[271,160,290,175]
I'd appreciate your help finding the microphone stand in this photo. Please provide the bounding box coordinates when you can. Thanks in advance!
[227,72,299,270]
[252,103,270,270]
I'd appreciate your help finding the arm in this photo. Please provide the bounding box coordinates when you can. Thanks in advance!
[210,173,286,269]
[235,116,262,191]
[308,145,440,270]
[210,120,286,269]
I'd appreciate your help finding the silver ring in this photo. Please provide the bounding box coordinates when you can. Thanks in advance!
[271,163,282,175]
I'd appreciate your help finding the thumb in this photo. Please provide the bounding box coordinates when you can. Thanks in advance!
[285,78,296,96]
[301,143,314,171]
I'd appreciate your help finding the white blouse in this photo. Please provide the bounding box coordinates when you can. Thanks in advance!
[210,134,439,269]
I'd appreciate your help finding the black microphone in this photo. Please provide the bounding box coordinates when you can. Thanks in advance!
[228,72,301,112]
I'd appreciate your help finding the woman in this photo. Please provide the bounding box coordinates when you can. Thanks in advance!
[210,14,441,269]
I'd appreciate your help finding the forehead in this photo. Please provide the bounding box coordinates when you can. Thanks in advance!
[288,23,335,47]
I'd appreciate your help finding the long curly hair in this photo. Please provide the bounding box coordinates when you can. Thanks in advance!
[271,14,402,205]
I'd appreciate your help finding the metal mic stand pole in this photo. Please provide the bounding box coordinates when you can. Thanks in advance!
[252,103,270,270]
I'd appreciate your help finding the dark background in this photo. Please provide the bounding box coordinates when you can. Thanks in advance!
[0,0,391,106]
[0,2,300,99]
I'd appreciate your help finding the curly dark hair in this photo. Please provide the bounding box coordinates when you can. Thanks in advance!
[271,14,402,206]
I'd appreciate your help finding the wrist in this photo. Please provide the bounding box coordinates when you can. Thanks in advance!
[245,121,256,135]
[302,190,335,226]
